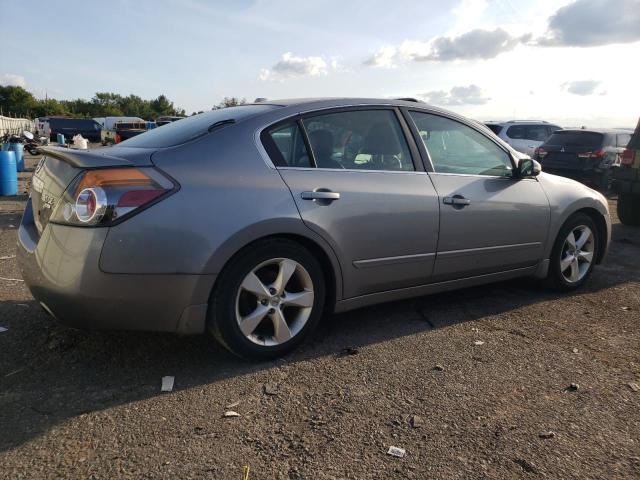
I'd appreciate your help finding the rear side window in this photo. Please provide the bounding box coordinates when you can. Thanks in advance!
[303,109,414,171]
[262,122,312,168]
[410,112,512,177]
[485,124,503,135]
[526,125,550,141]
[545,131,604,148]
[617,134,631,148]
[120,105,279,148]
[506,125,525,139]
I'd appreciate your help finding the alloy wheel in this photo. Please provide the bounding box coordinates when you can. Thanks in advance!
[235,258,314,346]
[560,225,595,283]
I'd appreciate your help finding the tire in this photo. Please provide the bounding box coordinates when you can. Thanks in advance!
[544,213,599,292]
[207,239,326,360]
[617,193,640,226]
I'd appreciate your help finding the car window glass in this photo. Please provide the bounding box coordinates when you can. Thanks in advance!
[546,131,603,148]
[303,110,414,171]
[409,111,513,177]
[506,125,525,139]
[617,134,631,148]
[526,125,549,141]
[263,122,311,168]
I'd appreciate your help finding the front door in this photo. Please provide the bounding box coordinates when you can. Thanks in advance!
[407,111,550,281]
[262,108,440,298]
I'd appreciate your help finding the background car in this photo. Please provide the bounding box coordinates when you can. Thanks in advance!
[46,117,102,142]
[534,128,632,191]
[485,120,562,156]
[613,118,640,225]
[17,99,610,360]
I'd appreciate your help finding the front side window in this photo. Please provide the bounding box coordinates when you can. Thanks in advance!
[409,111,513,177]
[302,109,414,171]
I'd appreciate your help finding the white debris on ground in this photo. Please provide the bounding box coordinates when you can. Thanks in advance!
[387,446,406,458]
[0,327,7,333]
[161,376,175,392]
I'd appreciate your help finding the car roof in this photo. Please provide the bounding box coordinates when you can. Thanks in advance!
[555,128,630,134]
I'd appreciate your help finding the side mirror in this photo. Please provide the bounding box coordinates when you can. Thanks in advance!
[518,158,541,178]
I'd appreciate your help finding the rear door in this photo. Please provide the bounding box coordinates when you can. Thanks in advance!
[263,107,440,298]
[406,110,549,281]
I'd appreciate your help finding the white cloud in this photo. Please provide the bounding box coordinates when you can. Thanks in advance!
[364,28,530,67]
[259,52,329,81]
[419,85,491,106]
[538,0,640,46]
[0,73,26,87]
[561,80,603,96]
[363,46,398,69]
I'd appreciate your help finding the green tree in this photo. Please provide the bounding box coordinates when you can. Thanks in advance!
[213,97,246,109]
[0,86,37,116]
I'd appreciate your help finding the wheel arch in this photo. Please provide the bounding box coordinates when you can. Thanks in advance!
[575,207,609,264]
[204,224,343,315]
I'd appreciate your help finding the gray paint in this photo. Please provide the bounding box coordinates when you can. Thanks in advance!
[17,97,611,335]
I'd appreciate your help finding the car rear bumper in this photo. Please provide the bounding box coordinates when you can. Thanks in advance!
[16,201,214,334]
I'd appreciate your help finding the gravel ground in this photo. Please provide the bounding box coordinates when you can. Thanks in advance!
[0,150,639,479]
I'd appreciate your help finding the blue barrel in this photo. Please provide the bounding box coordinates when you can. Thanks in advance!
[0,151,18,196]
[0,143,8,151]
[9,143,24,172]
[57,133,65,145]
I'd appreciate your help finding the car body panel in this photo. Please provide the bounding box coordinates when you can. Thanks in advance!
[428,173,549,280]
[16,98,612,336]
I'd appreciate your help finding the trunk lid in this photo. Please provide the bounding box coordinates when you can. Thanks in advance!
[29,146,155,235]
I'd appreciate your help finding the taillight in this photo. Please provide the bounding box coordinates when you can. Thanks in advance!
[578,149,606,159]
[50,167,176,226]
[621,148,635,166]
[535,147,547,159]
[115,133,122,144]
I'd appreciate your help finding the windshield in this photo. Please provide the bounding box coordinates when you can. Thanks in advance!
[119,105,280,148]
[545,131,603,148]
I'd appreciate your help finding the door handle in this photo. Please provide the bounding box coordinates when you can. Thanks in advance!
[443,196,471,206]
[301,191,341,200]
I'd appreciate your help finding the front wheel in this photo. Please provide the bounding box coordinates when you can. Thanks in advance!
[544,213,599,291]
[208,239,326,360]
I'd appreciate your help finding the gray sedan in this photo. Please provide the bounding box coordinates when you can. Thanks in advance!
[17,98,611,359]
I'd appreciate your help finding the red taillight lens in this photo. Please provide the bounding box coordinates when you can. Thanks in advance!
[577,149,606,159]
[115,133,122,144]
[51,168,175,226]
[621,148,635,166]
[535,147,547,158]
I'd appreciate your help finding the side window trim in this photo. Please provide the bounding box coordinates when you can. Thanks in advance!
[399,107,434,172]
[296,118,317,168]
[260,116,303,167]
[404,109,517,177]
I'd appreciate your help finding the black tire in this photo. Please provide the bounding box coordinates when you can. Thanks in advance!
[544,213,599,291]
[617,193,640,226]
[207,238,326,360]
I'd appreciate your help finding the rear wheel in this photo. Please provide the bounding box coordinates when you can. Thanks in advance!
[208,239,325,360]
[617,193,640,226]
[544,213,599,291]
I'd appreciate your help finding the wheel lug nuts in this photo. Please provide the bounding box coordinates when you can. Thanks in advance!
[261,299,268,306]
[269,288,276,295]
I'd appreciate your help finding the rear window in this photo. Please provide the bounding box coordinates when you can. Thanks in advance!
[120,105,279,148]
[617,134,631,148]
[485,124,503,135]
[545,131,604,148]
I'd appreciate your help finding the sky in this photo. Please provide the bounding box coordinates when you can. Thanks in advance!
[1,0,639,127]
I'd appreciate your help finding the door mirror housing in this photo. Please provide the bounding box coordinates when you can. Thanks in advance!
[517,158,541,178]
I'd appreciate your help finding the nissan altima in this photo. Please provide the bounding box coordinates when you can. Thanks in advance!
[17,98,611,359]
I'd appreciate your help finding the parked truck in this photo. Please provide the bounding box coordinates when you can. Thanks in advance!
[613,118,640,225]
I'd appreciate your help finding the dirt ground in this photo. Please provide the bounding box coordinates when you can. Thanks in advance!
[0,149,639,479]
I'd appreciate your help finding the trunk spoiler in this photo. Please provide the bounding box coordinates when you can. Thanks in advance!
[38,146,150,169]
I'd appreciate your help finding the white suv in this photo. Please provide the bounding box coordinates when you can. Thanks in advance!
[484,121,562,156]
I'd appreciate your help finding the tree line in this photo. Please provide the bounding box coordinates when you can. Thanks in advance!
[0,86,187,120]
